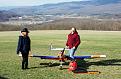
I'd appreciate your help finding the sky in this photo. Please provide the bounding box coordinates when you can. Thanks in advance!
[0,0,90,7]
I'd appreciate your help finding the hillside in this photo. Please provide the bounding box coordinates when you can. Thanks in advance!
[0,10,20,22]
[8,0,121,16]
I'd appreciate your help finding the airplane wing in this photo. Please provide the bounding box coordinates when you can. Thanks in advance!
[32,55,106,60]
[19,54,106,60]
[74,55,106,59]
[18,53,60,60]
[33,55,61,60]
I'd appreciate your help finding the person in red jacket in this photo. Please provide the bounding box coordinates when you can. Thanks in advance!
[66,27,80,60]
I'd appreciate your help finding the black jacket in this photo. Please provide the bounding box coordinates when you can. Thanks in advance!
[17,36,31,54]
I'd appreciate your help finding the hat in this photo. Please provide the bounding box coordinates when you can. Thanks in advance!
[21,28,29,33]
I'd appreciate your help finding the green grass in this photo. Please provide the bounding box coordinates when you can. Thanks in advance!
[0,30,121,79]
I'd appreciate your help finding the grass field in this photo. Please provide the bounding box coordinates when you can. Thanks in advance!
[0,30,121,79]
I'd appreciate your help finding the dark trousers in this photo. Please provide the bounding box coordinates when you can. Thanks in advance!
[22,53,29,69]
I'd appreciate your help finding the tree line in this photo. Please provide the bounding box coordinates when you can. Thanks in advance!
[0,18,121,31]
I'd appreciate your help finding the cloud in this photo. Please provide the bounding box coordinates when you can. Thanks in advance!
[0,0,89,7]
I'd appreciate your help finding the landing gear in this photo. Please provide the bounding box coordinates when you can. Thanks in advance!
[59,65,63,70]
[48,62,53,67]
[59,60,63,70]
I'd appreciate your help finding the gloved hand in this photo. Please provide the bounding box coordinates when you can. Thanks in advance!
[73,47,75,49]
[65,46,69,49]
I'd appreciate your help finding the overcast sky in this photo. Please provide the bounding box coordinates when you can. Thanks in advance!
[0,0,91,7]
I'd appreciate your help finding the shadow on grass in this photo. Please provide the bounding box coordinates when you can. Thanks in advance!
[74,59,121,73]
[39,62,69,67]
[30,66,46,69]
[71,59,121,74]
[30,62,69,69]
[75,59,90,73]
[89,59,121,66]
[0,76,9,79]
[30,59,121,71]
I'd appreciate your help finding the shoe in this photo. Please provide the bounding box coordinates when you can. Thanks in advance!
[25,68,30,69]
[22,68,25,70]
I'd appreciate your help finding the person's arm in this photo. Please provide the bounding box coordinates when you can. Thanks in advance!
[74,35,81,48]
[66,41,68,46]
[66,35,69,46]
[29,37,31,51]
[16,36,22,54]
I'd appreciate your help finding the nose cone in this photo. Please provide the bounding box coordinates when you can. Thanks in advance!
[68,61,77,71]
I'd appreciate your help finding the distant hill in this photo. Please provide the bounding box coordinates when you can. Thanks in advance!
[0,10,20,22]
[0,6,21,10]
[8,0,121,16]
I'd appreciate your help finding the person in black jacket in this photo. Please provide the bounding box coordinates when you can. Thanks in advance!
[17,28,31,70]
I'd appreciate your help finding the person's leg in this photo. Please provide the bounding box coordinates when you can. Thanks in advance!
[68,49,71,56]
[22,53,26,69]
[25,58,28,69]
[22,59,24,69]
[25,53,29,69]
[69,48,77,60]
[69,48,75,60]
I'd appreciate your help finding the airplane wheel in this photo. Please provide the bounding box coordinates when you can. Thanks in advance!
[59,66,63,70]
[49,62,53,66]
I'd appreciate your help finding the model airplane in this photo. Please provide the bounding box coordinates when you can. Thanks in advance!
[19,47,106,70]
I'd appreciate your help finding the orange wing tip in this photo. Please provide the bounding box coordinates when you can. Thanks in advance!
[73,71,101,74]
[91,55,106,58]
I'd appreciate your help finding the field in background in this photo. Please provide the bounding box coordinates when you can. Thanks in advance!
[0,30,121,79]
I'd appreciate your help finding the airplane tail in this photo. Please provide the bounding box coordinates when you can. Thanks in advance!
[50,43,53,50]
[50,43,69,51]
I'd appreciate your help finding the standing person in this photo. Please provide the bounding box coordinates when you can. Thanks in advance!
[66,27,80,60]
[17,28,31,70]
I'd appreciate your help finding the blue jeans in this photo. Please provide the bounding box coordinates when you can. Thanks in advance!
[68,47,77,60]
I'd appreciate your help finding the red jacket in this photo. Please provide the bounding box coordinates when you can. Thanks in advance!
[66,31,80,49]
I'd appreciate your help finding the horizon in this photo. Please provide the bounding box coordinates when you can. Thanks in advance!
[0,0,91,7]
